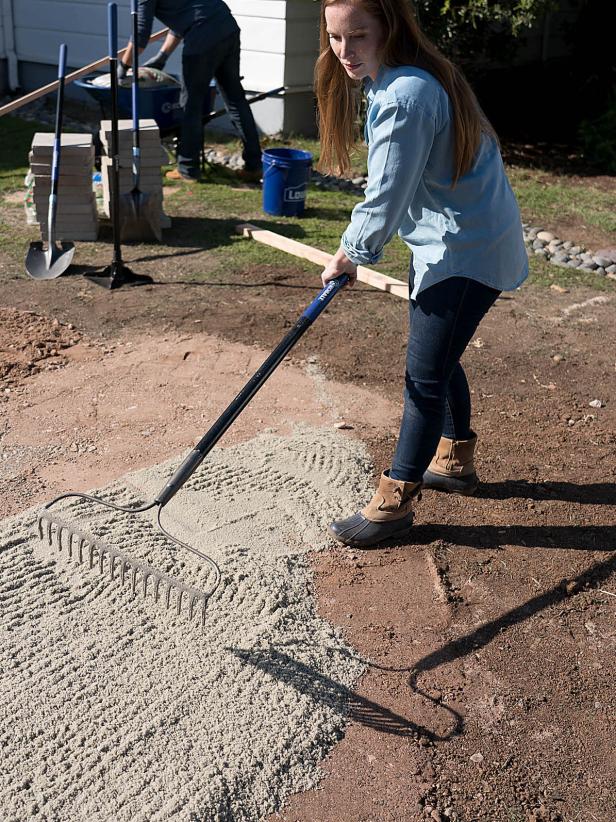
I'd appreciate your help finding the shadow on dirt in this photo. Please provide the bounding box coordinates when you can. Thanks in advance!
[408,551,616,681]
[477,480,616,505]
[230,645,462,743]
[68,215,337,269]
[411,523,616,552]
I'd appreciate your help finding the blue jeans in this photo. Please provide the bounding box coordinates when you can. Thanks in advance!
[390,275,500,483]
[178,33,262,179]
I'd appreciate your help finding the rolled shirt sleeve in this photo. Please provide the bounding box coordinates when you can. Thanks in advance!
[341,101,436,266]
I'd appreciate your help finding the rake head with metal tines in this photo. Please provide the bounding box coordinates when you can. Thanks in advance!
[37,500,219,626]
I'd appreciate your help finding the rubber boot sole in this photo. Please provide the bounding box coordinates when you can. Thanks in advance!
[328,511,413,549]
[422,469,479,496]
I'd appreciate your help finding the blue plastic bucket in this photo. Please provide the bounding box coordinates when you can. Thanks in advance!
[262,148,312,217]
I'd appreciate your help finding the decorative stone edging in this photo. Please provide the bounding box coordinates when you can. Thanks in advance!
[521,226,616,279]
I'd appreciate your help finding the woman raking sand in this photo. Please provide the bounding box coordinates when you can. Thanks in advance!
[316,0,528,548]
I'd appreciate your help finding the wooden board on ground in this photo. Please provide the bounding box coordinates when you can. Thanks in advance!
[236,222,409,300]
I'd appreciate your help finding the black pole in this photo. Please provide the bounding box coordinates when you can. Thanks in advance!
[109,40,123,269]
[85,2,153,289]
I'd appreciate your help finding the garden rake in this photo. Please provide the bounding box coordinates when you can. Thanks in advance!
[38,274,349,625]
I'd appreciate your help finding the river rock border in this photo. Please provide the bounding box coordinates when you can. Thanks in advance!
[522,226,616,279]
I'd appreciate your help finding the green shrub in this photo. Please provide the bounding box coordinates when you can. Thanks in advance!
[414,0,558,67]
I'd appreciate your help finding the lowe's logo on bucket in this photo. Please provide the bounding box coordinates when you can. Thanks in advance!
[283,184,307,203]
[162,101,182,114]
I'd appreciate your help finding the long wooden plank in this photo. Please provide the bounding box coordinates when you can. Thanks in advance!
[236,223,409,300]
[0,28,169,118]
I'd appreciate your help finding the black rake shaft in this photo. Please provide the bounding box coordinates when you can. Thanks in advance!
[154,314,313,507]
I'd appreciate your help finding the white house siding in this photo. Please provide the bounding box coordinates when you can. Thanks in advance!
[11,0,320,135]
[13,0,134,69]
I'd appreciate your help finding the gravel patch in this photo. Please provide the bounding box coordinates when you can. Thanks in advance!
[0,426,370,821]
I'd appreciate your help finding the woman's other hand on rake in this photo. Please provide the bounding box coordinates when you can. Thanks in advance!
[321,246,357,287]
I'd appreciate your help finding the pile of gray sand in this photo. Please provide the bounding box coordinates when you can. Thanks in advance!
[0,426,373,821]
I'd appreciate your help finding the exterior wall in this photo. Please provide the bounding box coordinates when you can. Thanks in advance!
[9,0,320,135]
[13,0,133,69]
[0,1,15,93]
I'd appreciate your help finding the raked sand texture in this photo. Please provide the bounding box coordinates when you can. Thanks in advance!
[1,427,371,822]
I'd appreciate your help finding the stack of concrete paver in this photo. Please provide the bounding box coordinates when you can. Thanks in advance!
[29,132,98,241]
[99,118,169,233]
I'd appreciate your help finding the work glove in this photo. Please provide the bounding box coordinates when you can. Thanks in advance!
[142,49,169,71]
[117,60,129,80]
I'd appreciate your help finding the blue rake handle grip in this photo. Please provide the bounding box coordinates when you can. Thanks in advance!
[154,274,350,507]
[302,273,349,321]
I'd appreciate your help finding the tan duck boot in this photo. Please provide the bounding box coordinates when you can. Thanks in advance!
[328,471,422,548]
[422,432,478,495]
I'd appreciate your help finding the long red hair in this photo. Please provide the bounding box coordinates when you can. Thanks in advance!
[314,0,495,182]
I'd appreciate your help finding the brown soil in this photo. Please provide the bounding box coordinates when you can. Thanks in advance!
[1,248,615,822]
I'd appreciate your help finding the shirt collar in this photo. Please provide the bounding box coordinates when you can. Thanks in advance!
[363,63,387,96]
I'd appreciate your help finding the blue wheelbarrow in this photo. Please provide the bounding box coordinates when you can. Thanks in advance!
[76,74,284,136]
[75,73,213,134]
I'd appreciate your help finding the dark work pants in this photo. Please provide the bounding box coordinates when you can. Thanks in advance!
[390,275,500,483]
[178,32,262,179]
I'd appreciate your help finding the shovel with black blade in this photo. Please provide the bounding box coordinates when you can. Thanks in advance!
[25,43,76,280]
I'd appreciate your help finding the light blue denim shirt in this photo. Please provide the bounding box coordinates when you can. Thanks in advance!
[341,65,528,298]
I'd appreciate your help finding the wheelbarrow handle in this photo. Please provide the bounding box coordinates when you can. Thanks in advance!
[0,29,169,118]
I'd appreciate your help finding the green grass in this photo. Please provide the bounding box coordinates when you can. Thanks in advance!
[165,171,614,291]
[206,131,615,245]
[0,116,50,194]
[507,166,616,238]
[202,130,369,176]
[1,116,613,291]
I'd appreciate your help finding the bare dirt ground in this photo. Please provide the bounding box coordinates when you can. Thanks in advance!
[2,246,615,822]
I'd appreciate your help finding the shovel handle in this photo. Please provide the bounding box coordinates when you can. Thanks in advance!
[49,43,68,245]
[52,43,68,190]
[57,44,67,80]
[107,3,124,266]
[130,0,141,187]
